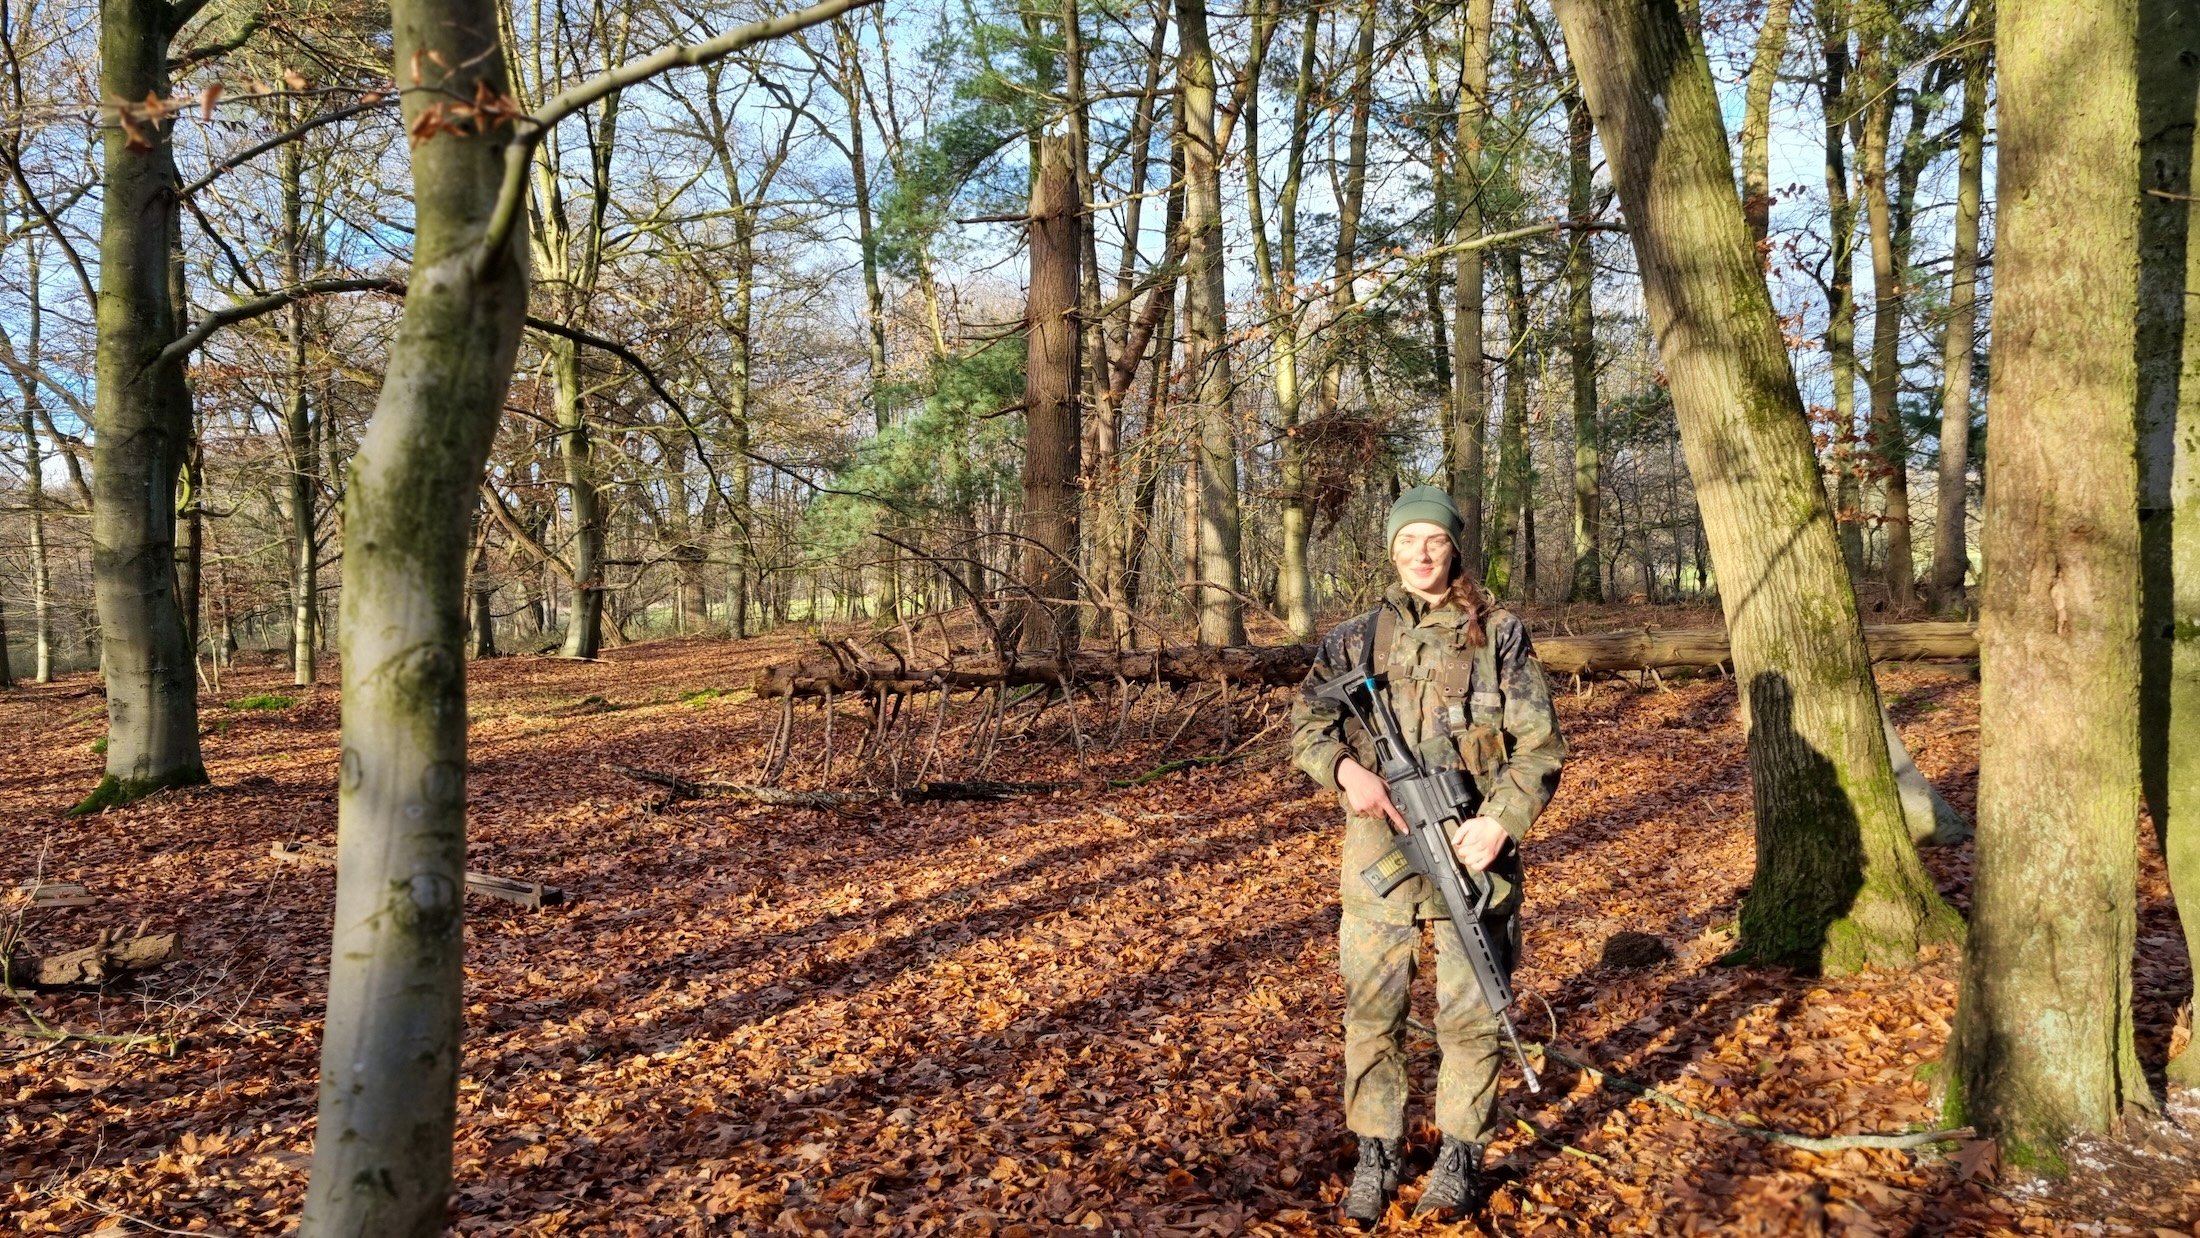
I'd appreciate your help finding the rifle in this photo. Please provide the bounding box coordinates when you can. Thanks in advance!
[1308,606,1541,1093]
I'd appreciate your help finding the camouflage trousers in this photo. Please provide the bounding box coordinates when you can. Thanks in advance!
[1339,910,1518,1144]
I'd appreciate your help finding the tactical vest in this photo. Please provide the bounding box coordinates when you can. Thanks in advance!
[1368,601,1507,747]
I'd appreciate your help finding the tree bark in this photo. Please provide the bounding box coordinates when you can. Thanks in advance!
[2136,0,2200,1091]
[1739,0,1796,247]
[1485,250,1531,596]
[1449,0,1496,569]
[16,247,55,682]
[1857,19,1917,609]
[1251,0,1320,641]
[551,339,605,657]
[1018,135,1083,655]
[1929,0,1990,615]
[80,0,207,811]
[1947,0,2154,1163]
[1819,0,1867,578]
[1176,0,1246,647]
[1551,0,1959,973]
[1566,87,1604,603]
[283,111,320,686]
[299,0,531,1230]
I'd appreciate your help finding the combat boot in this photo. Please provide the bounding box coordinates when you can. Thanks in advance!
[1411,1135,1483,1218]
[1342,1135,1402,1228]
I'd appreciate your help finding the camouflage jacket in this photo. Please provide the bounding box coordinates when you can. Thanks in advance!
[1290,586,1567,924]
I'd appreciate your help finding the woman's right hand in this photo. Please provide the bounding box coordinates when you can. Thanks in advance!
[1336,757,1408,832]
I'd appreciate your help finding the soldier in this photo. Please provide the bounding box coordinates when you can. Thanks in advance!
[1289,486,1567,1226]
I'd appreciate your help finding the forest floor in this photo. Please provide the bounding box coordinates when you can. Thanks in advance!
[2,609,2195,1236]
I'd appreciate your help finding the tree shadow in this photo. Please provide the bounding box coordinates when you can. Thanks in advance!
[1734,671,1867,973]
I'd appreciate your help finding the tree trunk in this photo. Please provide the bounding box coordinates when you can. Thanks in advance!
[552,339,605,658]
[298,1,531,1230]
[469,499,498,659]
[1565,88,1604,603]
[1485,250,1530,596]
[1858,26,1917,610]
[1929,0,1990,615]
[80,0,207,811]
[1251,0,1320,641]
[1551,0,1959,973]
[726,222,756,640]
[1449,0,1496,570]
[1177,0,1246,647]
[1018,135,1083,655]
[284,119,320,686]
[17,249,55,682]
[2136,0,2200,1092]
[1739,0,1796,246]
[1819,0,1867,578]
[1947,0,2155,1163]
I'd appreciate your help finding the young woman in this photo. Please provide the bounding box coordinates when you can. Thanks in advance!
[1289,485,1568,1225]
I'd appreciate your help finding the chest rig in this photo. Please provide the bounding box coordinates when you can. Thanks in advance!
[1368,602,1506,751]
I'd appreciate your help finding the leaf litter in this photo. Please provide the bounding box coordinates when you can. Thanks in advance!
[1,625,2193,1235]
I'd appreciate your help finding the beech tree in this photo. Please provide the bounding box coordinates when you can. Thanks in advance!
[77,0,208,810]
[1551,0,1960,971]
[1947,0,2153,1164]
[299,0,869,1230]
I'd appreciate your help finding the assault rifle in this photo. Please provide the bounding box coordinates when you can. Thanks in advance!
[1308,607,1541,1093]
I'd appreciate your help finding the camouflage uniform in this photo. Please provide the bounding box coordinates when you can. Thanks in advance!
[1290,585,1566,1144]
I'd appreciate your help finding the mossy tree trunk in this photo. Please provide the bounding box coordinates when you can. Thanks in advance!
[2137,0,2200,1092]
[298,0,530,1227]
[1929,0,1990,616]
[81,0,207,811]
[1551,0,1960,973]
[1947,0,2155,1165]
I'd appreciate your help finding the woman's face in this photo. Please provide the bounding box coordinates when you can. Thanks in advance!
[1391,522,1456,599]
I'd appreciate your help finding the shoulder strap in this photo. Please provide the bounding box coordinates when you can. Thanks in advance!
[1371,604,1398,679]
[1473,610,1504,706]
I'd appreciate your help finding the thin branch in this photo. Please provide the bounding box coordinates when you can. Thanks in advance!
[476,0,879,274]
[179,95,399,198]
[156,277,404,369]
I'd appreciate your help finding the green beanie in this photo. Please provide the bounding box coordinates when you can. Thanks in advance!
[1385,485,1464,549]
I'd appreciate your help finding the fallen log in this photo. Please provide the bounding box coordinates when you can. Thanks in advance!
[753,622,1979,698]
[12,881,96,909]
[7,930,176,988]
[609,763,1071,808]
[269,840,566,909]
[608,755,1247,808]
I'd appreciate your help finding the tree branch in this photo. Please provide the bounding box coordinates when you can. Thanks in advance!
[155,277,405,369]
[179,95,399,198]
[475,0,879,275]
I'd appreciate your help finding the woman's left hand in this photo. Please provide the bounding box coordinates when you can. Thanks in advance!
[1448,816,1509,872]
